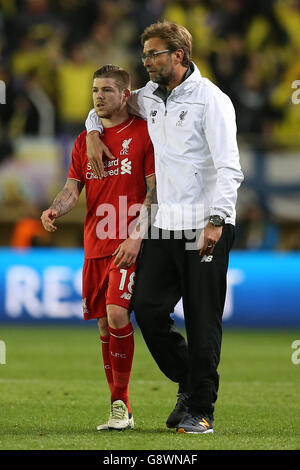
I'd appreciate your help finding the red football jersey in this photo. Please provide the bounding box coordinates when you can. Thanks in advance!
[68,115,155,259]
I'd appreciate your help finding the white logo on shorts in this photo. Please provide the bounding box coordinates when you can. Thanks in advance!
[82,298,89,313]
[120,292,132,300]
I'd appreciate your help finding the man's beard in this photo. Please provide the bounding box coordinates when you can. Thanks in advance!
[150,67,175,87]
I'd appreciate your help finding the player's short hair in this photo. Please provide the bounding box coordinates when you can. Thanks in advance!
[141,21,192,68]
[93,65,131,91]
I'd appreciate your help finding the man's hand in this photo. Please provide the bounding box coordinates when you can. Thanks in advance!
[41,208,58,232]
[86,131,115,179]
[198,222,223,256]
[113,237,143,269]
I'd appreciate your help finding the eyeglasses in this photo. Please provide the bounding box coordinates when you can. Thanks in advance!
[140,49,172,64]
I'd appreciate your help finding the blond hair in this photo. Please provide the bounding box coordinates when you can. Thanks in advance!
[93,64,131,91]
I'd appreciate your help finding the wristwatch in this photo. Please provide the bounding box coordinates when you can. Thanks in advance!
[209,215,225,227]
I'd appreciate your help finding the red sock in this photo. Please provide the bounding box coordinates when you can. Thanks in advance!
[100,335,114,394]
[108,322,134,414]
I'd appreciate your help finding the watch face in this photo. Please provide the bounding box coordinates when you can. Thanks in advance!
[210,216,225,226]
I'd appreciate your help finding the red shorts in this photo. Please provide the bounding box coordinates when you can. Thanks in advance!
[82,257,136,320]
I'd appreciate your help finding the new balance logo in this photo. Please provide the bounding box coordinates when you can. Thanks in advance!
[150,110,157,124]
[201,255,213,263]
[120,292,132,300]
[199,418,210,429]
[121,158,132,175]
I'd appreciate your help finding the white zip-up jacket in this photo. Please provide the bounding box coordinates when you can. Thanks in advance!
[86,63,243,230]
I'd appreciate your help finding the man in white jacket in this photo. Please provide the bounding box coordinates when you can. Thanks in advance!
[85,21,243,434]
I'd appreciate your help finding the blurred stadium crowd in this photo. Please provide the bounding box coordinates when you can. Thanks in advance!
[0,0,300,250]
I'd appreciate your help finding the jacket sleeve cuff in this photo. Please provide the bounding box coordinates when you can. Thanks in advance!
[209,207,230,220]
[85,109,104,134]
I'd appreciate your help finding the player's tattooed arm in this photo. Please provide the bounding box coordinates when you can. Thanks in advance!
[41,179,83,232]
[50,179,83,216]
[134,174,157,237]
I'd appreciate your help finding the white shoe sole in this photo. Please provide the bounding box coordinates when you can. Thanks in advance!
[177,427,214,434]
[108,416,134,431]
[97,417,134,431]
[97,423,109,431]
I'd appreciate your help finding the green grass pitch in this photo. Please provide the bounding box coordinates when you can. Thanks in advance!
[0,324,300,450]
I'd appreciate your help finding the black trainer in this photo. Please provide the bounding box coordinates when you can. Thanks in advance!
[177,413,214,434]
[166,392,190,428]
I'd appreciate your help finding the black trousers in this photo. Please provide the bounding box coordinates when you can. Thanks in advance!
[133,224,234,417]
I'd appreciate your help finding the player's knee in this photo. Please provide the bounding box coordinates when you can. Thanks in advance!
[107,304,129,329]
